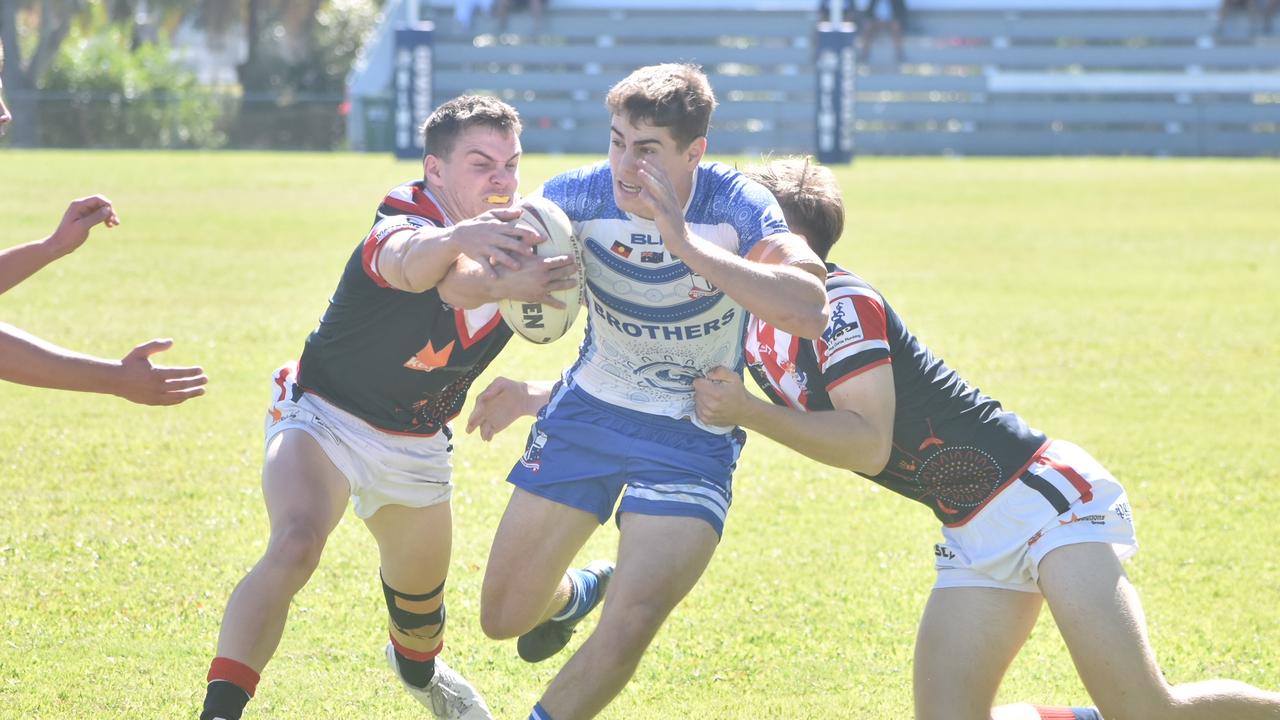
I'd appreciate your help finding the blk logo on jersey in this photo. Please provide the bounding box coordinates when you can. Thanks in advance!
[610,240,633,258]
[823,297,865,350]
[630,233,660,245]
[687,272,718,299]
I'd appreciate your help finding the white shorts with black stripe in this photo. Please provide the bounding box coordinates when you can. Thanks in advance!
[932,440,1138,593]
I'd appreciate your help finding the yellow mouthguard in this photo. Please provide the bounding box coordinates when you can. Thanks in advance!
[486,194,511,204]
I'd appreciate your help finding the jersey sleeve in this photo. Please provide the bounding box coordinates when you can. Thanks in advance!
[816,285,891,391]
[728,176,790,257]
[360,214,429,288]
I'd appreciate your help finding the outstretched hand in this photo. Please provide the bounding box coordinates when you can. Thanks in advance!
[451,208,541,278]
[466,376,534,441]
[47,195,120,258]
[692,366,752,426]
[114,339,208,406]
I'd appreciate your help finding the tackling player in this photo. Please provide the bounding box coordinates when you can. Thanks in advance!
[466,64,830,720]
[692,157,1280,720]
[198,96,577,720]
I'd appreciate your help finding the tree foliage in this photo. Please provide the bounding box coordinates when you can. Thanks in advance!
[38,10,225,148]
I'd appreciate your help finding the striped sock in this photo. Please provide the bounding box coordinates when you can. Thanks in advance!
[390,635,443,689]
[551,568,599,622]
[1034,707,1103,720]
[529,701,554,720]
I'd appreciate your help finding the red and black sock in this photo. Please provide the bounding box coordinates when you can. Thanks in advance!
[200,657,260,720]
[390,635,443,689]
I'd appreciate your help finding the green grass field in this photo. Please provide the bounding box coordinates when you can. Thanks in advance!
[1,150,1277,718]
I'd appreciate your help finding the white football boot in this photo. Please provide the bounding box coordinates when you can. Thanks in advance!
[385,642,494,720]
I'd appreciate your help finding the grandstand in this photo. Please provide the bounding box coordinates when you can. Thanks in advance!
[347,0,1280,156]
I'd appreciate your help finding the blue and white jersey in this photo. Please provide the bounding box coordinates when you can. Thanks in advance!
[540,161,789,433]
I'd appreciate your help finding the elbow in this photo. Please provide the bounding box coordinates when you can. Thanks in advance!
[838,426,891,476]
[788,303,830,340]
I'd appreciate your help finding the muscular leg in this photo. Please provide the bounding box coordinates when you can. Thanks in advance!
[480,489,600,640]
[537,513,720,720]
[913,586,1044,720]
[1039,542,1280,720]
[364,501,452,653]
[214,430,350,671]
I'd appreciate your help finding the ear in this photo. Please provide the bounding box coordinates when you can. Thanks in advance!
[423,154,442,186]
[685,136,707,169]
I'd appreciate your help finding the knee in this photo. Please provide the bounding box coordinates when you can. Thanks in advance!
[479,595,534,640]
[263,523,328,578]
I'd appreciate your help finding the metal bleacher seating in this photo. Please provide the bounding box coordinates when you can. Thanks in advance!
[417,1,819,155]
[383,1,1279,157]
[856,6,1280,155]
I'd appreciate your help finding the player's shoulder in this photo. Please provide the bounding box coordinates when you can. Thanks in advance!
[688,161,783,225]
[825,264,886,305]
[375,179,446,226]
[541,161,622,223]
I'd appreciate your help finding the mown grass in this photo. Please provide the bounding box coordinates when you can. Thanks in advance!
[1,151,1277,718]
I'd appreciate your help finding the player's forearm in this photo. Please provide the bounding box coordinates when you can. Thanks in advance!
[678,235,828,338]
[0,323,120,394]
[0,238,63,296]
[738,395,888,475]
[438,257,499,308]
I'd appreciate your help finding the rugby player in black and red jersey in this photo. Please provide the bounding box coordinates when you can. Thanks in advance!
[691,157,1280,720]
[199,96,578,720]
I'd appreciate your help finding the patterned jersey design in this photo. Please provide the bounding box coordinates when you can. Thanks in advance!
[744,264,1048,525]
[296,179,512,435]
[541,161,789,433]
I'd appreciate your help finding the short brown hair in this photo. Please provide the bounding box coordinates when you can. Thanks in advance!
[605,63,717,149]
[743,157,844,260]
[421,95,522,160]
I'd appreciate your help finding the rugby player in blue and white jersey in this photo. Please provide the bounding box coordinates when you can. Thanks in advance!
[466,64,830,720]
[693,157,1280,720]
[199,96,577,720]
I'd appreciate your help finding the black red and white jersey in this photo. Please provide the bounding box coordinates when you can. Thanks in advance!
[296,180,512,436]
[744,263,1048,525]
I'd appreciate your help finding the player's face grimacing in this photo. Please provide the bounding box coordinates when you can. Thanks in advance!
[424,125,521,222]
[607,115,702,220]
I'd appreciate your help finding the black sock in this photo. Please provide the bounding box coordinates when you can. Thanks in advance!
[200,680,251,720]
[394,649,437,689]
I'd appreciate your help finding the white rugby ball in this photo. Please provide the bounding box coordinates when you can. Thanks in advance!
[497,195,584,344]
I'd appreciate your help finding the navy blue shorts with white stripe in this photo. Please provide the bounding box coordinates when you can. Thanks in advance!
[507,383,744,537]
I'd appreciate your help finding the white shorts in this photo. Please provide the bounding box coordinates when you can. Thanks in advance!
[933,440,1138,593]
[264,361,453,519]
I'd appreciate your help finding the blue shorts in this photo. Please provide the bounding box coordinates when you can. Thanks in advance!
[507,383,745,537]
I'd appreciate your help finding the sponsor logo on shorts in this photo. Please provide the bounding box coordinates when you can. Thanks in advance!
[1058,512,1107,526]
[520,430,548,472]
